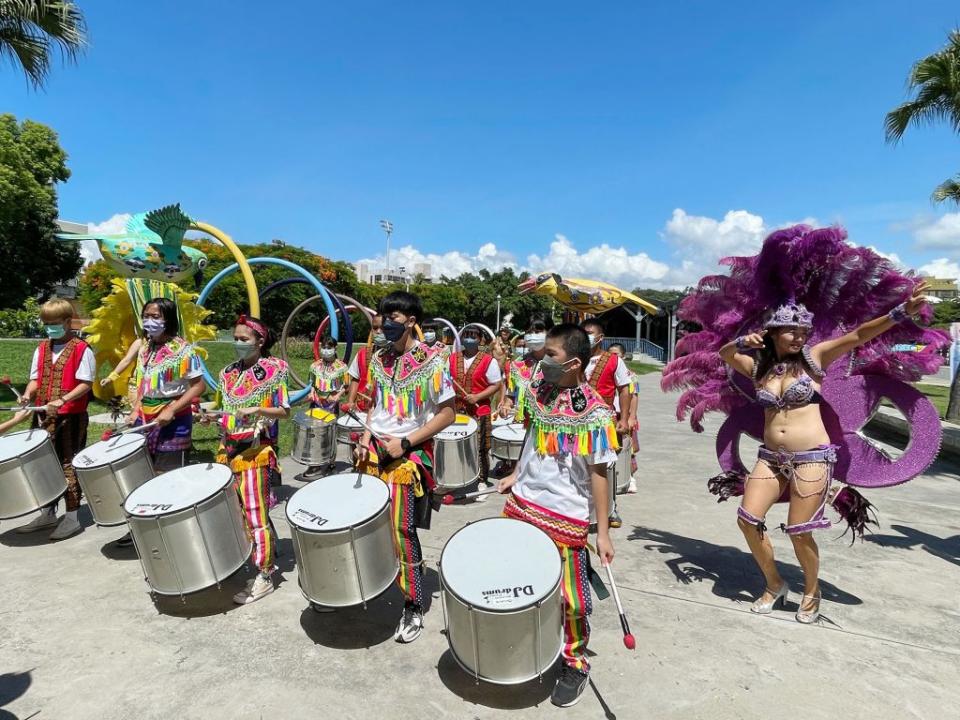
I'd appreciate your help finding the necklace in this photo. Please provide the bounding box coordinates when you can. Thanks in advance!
[773,362,787,376]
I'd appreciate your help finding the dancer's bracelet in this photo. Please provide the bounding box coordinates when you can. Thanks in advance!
[106,372,120,382]
[735,336,750,351]
[888,303,910,323]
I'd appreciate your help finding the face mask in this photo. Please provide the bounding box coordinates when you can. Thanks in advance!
[234,341,257,361]
[525,332,546,350]
[463,338,479,349]
[540,356,574,384]
[382,318,407,343]
[514,347,526,359]
[587,333,599,347]
[423,331,436,344]
[142,318,165,338]
[372,331,389,348]
[321,348,336,360]
[44,324,66,340]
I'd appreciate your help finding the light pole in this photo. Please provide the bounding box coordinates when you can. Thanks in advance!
[379,219,393,282]
[495,294,502,329]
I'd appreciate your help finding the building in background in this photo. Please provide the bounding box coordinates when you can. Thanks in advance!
[920,276,958,301]
[356,261,433,285]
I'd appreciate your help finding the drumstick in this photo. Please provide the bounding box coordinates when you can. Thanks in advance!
[342,407,385,441]
[101,421,159,441]
[441,486,500,505]
[603,562,635,650]
[0,406,44,412]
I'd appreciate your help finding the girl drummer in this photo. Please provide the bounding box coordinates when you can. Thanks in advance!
[304,337,349,477]
[210,314,291,605]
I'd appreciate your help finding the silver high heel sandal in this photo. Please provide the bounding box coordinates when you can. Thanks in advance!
[795,592,821,624]
[750,584,789,614]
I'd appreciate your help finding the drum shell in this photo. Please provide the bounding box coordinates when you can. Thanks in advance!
[75,444,154,526]
[610,445,632,494]
[0,433,66,519]
[433,431,480,492]
[589,467,616,524]
[441,569,563,685]
[292,415,336,465]
[288,503,398,607]
[490,426,524,462]
[335,418,362,446]
[126,484,251,595]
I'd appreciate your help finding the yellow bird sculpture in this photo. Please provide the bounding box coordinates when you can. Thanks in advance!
[518,273,659,314]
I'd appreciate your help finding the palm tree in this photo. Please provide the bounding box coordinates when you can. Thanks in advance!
[0,1,87,89]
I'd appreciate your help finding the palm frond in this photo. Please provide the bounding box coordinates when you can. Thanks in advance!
[0,1,87,88]
[932,176,960,204]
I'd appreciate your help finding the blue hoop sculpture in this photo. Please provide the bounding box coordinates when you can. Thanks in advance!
[196,257,339,403]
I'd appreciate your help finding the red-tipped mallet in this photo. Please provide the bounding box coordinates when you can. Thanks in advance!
[441,486,499,505]
[604,562,635,650]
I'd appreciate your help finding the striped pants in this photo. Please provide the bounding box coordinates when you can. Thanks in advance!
[235,465,275,574]
[559,544,592,672]
[389,481,424,607]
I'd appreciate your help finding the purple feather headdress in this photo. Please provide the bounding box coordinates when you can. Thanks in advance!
[764,301,813,329]
[662,223,949,432]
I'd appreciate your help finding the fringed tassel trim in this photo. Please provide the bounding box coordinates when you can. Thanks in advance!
[707,470,746,503]
[830,485,878,543]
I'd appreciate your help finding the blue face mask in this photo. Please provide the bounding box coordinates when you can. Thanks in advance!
[463,337,480,349]
[423,331,437,344]
[382,318,407,343]
[142,318,165,338]
[44,324,66,340]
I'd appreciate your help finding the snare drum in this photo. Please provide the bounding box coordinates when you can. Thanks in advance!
[610,444,632,494]
[440,517,563,685]
[74,434,154,526]
[286,473,397,608]
[291,410,336,466]
[123,463,251,596]
[490,423,526,462]
[0,429,67,519]
[433,415,480,493]
[335,412,366,446]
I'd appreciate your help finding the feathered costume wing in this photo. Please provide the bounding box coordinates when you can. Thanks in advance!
[661,225,948,532]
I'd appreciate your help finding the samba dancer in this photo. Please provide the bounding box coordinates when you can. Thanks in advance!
[719,285,930,623]
[497,324,618,708]
[14,299,96,540]
[356,291,455,643]
[303,337,349,478]
[209,315,290,605]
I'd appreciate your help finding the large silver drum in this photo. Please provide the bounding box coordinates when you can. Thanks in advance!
[123,463,250,596]
[287,472,397,608]
[490,423,526,462]
[73,434,154,527]
[291,410,336,466]
[0,429,66,519]
[610,444,632,494]
[335,411,365,446]
[433,416,480,493]
[440,517,563,685]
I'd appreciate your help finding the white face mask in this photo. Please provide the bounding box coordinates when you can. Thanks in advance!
[321,348,336,360]
[525,332,546,350]
[587,333,599,347]
[423,331,437,344]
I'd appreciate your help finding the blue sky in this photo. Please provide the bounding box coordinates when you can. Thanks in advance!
[4,1,960,287]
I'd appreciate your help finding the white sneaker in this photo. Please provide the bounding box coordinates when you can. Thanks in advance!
[16,511,59,533]
[233,574,274,605]
[626,477,638,494]
[394,604,424,643]
[49,515,82,541]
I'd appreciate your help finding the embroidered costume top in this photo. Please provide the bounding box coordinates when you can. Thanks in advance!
[31,338,96,414]
[309,358,349,406]
[367,341,455,437]
[505,354,541,410]
[449,350,502,417]
[585,351,631,408]
[135,337,203,400]
[216,356,290,450]
[512,376,619,523]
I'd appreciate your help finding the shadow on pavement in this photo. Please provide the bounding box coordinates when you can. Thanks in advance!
[298,596,399,649]
[588,677,618,719]
[629,526,863,606]
[148,566,250,617]
[436,649,555,710]
[865,523,960,568]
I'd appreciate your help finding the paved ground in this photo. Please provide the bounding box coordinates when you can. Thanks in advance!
[2,375,958,719]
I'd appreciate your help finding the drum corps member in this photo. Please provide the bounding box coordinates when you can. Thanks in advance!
[344,313,385,414]
[498,324,618,707]
[15,299,96,540]
[304,336,349,477]
[211,315,291,605]
[356,291,455,643]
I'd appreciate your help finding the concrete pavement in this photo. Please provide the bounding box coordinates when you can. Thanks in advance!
[1,374,958,719]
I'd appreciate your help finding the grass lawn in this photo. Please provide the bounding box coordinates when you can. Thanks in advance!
[914,383,950,419]
[626,360,662,376]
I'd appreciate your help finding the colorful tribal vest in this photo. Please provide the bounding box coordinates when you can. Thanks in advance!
[369,341,447,419]
[136,337,196,398]
[35,338,90,414]
[517,375,619,457]
[309,359,348,403]
[506,355,540,411]
[587,351,618,407]
[217,356,290,446]
[450,351,495,417]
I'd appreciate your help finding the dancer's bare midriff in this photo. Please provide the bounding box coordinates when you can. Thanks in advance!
[763,403,831,452]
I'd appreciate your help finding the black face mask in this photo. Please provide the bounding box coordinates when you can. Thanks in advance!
[382,318,407,342]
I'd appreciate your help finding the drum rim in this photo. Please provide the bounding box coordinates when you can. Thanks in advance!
[294,411,337,427]
[123,463,234,517]
[491,426,526,441]
[439,517,562,614]
[0,428,51,457]
[74,434,147,470]
[284,476,390,532]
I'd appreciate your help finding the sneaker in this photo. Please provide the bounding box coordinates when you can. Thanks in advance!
[16,511,59,533]
[114,532,133,548]
[626,477,638,494]
[474,481,492,503]
[551,665,590,707]
[311,603,336,614]
[302,466,325,480]
[608,510,623,529]
[233,574,275,605]
[49,515,82,541]
[394,603,424,643]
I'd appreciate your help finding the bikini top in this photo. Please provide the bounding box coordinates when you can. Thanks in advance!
[753,346,825,411]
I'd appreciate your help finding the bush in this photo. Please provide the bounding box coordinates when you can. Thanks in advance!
[0,298,42,338]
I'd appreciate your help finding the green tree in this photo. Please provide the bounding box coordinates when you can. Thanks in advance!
[0,1,87,88]
[885,29,960,203]
[0,113,82,308]
[932,300,960,328]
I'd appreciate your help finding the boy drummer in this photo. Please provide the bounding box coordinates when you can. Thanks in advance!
[356,291,456,643]
[15,299,96,540]
[498,324,617,707]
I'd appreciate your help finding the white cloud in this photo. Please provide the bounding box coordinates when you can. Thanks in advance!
[913,213,960,249]
[866,245,905,268]
[660,208,768,286]
[77,213,131,265]
[526,234,669,287]
[918,258,960,278]
[356,243,518,279]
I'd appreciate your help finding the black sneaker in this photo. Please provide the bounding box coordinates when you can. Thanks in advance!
[608,510,623,529]
[551,665,589,707]
[394,603,424,643]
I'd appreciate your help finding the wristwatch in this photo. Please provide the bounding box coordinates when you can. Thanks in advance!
[400,437,411,452]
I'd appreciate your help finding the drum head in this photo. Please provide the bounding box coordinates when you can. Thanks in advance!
[124,463,233,516]
[286,472,388,532]
[335,413,365,429]
[306,408,335,422]
[0,428,48,459]
[436,416,478,440]
[75,433,145,469]
[295,411,334,427]
[491,424,526,442]
[441,518,561,611]
[491,415,513,428]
